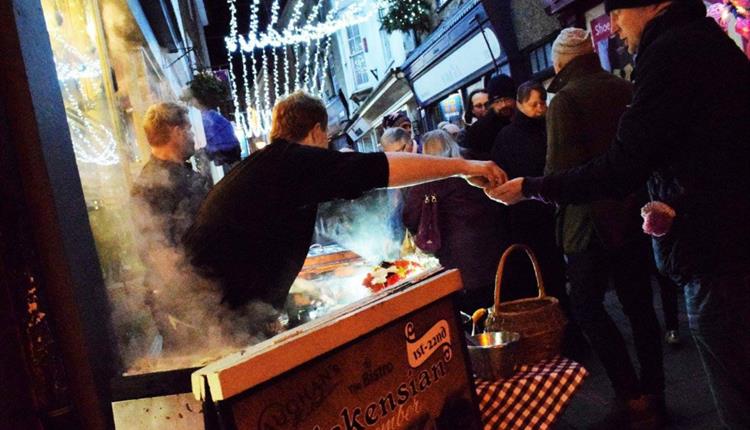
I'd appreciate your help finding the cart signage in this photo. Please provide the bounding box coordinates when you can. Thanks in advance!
[226,298,480,430]
[406,320,452,368]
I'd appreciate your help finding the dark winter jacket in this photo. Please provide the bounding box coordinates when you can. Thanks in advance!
[491,112,566,302]
[524,0,750,283]
[461,109,512,160]
[544,53,641,255]
[403,178,504,294]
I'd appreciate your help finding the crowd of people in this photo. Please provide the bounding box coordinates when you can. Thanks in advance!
[129,0,748,429]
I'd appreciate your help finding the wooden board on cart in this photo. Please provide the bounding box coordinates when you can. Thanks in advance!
[192,269,482,430]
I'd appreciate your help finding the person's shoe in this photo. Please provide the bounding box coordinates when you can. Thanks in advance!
[665,330,681,346]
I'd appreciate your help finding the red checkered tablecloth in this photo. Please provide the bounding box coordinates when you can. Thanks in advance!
[475,356,588,430]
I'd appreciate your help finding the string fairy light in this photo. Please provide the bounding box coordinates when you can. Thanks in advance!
[316,35,333,98]
[261,46,270,131]
[225,0,249,137]
[50,36,119,165]
[229,1,373,53]
[269,0,281,104]
[226,0,375,134]
[284,0,305,95]
[311,0,339,97]
[61,81,120,165]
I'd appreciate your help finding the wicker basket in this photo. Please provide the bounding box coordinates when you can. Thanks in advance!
[482,244,567,364]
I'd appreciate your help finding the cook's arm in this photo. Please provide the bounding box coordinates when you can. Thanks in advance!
[385,152,507,189]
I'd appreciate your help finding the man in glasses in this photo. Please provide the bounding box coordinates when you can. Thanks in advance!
[461,74,517,160]
[464,89,489,125]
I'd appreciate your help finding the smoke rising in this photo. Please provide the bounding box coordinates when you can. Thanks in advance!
[314,189,406,263]
[122,177,279,375]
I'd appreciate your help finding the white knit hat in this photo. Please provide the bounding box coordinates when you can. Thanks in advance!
[552,28,594,60]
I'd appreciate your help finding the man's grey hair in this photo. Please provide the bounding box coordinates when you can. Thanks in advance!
[421,130,460,158]
[380,127,411,150]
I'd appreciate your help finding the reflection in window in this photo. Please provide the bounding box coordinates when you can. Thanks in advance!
[530,41,554,74]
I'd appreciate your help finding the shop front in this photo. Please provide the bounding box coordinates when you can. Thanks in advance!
[401,0,509,131]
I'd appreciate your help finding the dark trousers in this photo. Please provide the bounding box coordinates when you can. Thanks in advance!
[684,273,750,429]
[566,240,665,399]
[655,271,680,331]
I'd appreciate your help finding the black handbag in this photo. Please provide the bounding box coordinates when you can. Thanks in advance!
[414,188,441,253]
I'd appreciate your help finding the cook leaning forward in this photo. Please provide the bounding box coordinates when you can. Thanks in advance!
[183,91,507,320]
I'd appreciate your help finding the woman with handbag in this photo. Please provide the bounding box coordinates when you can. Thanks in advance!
[403,130,506,314]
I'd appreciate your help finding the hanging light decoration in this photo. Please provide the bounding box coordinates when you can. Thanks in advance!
[51,37,119,166]
[225,0,376,135]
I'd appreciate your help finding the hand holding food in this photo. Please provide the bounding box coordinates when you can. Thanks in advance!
[464,160,507,189]
[485,177,525,205]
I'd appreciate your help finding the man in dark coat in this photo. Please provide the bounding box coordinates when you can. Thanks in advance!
[490,81,567,306]
[543,28,664,427]
[490,1,750,427]
[460,74,516,160]
[131,102,211,352]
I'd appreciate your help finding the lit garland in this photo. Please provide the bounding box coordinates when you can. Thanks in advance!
[239,49,255,136]
[285,0,305,94]
[52,37,119,166]
[311,1,339,97]
[316,35,333,98]
[261,46,270,130]
[293,43,302,91]
[228,2,373,53]
[310,40,325,94]
[380,0,432,34]
[226,0,248,136]
[302,39,314,92]
[249,0,263,135]
[225,0,375,135]
[62,81,120,166]
[282,45,290,96]
[268,0,281,103]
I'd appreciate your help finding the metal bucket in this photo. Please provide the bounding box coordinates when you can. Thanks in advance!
[467,331,521,379]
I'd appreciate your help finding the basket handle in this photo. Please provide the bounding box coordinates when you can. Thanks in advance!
[494,244,546,308]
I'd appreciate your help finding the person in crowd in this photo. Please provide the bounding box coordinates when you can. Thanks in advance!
[539,28,665,428]
[379,127,414,153]
[131,102,212,352]
[383,110,419,153]
[377,127,415,255]
[489,81,567,305]
[403,130,505,314]
[461,74,516,160]
[439,122,462,142]
[488,1,750,428]
[464,88,489,125]
[131,102,210,247]
[186,73,242,167]
[183,91,506,319]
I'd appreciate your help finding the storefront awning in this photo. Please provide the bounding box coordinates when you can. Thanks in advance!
[346,69,413,141]
[401,0,507,107]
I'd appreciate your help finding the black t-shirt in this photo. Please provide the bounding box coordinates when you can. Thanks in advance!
[183,139,389,309]
[131,156,210,247]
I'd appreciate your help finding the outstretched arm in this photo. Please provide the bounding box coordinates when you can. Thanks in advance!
[385,152,507,189]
